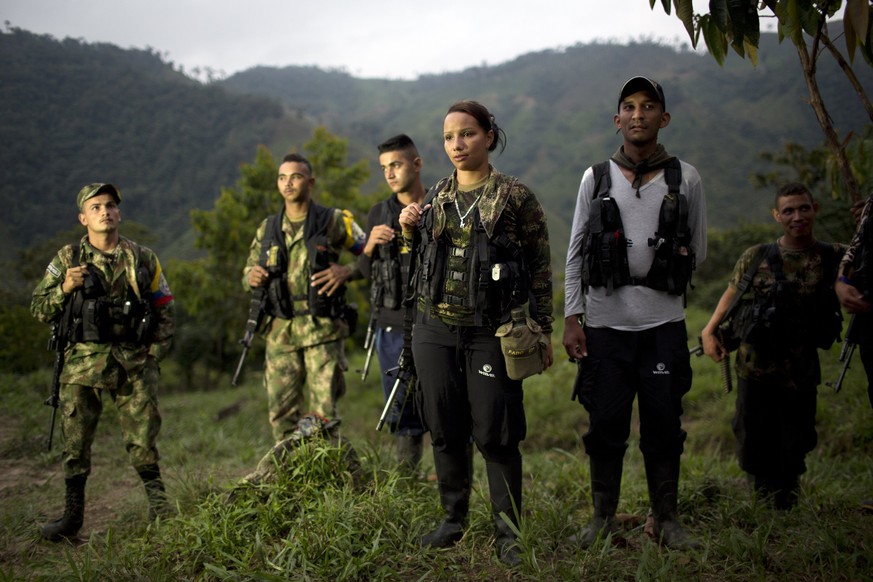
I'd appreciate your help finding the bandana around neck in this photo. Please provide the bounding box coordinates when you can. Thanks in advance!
[610,144,675,197]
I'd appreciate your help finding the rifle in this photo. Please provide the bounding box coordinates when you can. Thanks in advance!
[376,350,415,432]
[828,314,858,394]
[232,288,267,386]
[360,314,376,381]
[690,333,733,393]
[44,320,67,451]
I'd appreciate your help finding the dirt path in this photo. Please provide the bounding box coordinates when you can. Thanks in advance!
[0,412,151,578]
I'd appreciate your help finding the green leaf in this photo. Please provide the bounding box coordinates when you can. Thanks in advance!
[797,0,822,38]
[845,0,870,63]
[676,0,696,40]
[862,6,873,67]
[710,0,730,33]
[702,15,729,65]
[745,37,759,65]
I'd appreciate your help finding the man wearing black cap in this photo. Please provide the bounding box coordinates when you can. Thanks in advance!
[31,183,176,541]
[563,77,707,549]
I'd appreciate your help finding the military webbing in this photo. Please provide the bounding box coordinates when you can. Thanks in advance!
[587,158,687,292]
[262,204,336,318]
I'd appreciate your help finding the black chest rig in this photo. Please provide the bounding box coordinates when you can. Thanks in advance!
[370,200,408,312]
[580,159,694,297]
[67,243,153,344]
[261,204,346,320]
[414,186,532,326]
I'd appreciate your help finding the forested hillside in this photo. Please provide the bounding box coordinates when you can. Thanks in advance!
[0,27,315,262]
[221,26,872,235]
[2,23,870,272]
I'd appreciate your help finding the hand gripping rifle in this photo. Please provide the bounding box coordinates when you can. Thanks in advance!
[232,287,267,386]
[828,314,858,394]
[376,348,415,432]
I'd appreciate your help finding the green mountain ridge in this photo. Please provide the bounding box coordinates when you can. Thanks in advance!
[2,24,869,269]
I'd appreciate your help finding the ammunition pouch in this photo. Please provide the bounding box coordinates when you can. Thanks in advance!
[69,268,152,344]
[581,196,630,294]
[373,248,403,311]
[265,268,294,320]
[645,236,695,296]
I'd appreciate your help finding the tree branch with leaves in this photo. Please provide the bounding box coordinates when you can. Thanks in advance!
[649,0,872,203]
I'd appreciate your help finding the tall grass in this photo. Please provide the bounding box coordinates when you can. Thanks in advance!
[1,307,871,580]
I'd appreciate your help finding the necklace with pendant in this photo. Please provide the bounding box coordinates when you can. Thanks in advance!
[454,180,489,227]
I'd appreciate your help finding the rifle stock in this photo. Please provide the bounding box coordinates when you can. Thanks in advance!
[232,289,266,386]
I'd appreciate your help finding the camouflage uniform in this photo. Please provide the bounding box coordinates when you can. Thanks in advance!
[243,208,365,442]
[31,235,175,478]
[728,241,844,499]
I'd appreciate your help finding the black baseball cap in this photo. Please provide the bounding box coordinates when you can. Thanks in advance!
[617,76,666,111]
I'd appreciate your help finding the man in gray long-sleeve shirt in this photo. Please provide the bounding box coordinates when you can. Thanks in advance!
[563,76,707,550]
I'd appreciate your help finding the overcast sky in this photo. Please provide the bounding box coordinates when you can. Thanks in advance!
[1,0,748,81]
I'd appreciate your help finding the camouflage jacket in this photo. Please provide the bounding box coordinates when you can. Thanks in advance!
[407,167,553,333]
[31,235,175,389]
[730,241,844,386]
[242,207,365,349]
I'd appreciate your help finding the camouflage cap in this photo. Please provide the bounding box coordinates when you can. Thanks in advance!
[617,76,666,111]
[77,183,121,210]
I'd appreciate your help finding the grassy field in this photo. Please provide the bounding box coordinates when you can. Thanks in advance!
[1,307,872,581]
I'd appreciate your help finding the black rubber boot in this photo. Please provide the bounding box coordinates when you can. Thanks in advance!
[644,454,699,550]
[396,434,423,475]
[748,472,775,506]
[41,474,86,541]
[486,457,523,567]
[138,464,175,520]
[772,474,800,511]
[573,456,623,547]
[421,444,473,549]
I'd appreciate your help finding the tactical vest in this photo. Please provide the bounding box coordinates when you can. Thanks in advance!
[732,242,843,350]
[66,243,153,344]
[414,179,532,326]
[580,159,694,296]
[261,203,346,320]
[370,201,407,312]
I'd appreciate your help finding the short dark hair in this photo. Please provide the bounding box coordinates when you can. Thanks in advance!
[446,100,507,154]
[282,152,313,175]
[377,134,419,158]
[775,182,814,208]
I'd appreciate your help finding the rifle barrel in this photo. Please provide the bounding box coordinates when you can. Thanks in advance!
[376,376,403,432]
[832,343,855,394]
[232,344,250,387]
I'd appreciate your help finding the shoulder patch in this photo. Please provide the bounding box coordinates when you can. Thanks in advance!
[46,263,61,279]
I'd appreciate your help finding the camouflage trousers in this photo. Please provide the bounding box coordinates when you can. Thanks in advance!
[60,358,162,478]
[264,338,348,443]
